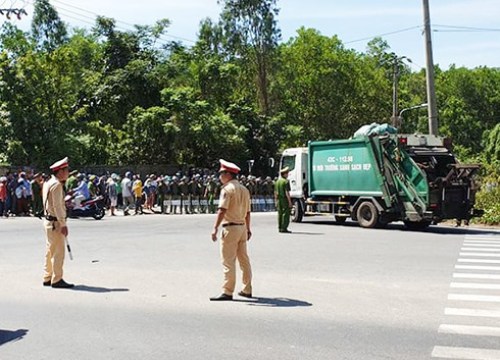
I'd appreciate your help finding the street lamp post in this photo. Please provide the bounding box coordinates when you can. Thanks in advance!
[397,103,428,130]
[389,54,412,127]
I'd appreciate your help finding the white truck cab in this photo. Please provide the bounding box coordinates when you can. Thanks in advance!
[280,147,308,199]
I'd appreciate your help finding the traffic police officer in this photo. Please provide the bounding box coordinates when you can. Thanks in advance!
[210,159,253,301]
[43,157,74,288]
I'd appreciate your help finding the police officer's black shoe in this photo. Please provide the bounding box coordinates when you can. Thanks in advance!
[209,293,233,301]
[238,291,252,298]
[43,280,51,287]
[51,279,74,289]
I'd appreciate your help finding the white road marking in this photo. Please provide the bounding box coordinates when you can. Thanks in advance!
[454,273,500,280]
[461,248,500,252]
[465,237,500,240]
[431,236,500,359]
[445,308,500,318]
[439,324,500,337]
[458,259,500,264]
[460,252,500,257]
[448,294,500,302]
[451,282,500,290]
[456,265,500,271]
[464,242,500,248]
[432,346,500,359]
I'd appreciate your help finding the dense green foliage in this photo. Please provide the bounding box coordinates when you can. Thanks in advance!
[0,0,499,222]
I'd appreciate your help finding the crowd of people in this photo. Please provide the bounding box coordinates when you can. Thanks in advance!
[0,168,279,218]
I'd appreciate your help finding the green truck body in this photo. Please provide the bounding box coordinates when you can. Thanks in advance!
[281,134,481,229]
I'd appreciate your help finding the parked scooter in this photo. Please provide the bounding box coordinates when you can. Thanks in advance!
[65,194,105,220]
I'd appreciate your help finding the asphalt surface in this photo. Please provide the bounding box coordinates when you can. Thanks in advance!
[1,213,499,360]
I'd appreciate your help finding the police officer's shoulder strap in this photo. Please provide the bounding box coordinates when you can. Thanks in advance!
[43,180,61,221]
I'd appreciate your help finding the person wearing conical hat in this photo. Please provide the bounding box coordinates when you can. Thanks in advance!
[275,167,292,233]
[210,159,253,301]
[42,157,74,288]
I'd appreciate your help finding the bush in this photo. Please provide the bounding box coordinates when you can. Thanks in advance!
[474,160,500,225]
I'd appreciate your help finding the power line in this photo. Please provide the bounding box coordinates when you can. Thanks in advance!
[433,29,494,33]
[344,25,422,45]
[50,0,196,43]
[433,24,500,32]
[343,23,500,47]
[22,0,194,49]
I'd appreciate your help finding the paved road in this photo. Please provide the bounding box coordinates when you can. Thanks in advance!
[1,213,499,360]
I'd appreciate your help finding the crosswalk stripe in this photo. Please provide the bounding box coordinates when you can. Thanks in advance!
[432,236,500,359]
[458,259,500,264]
[445,308,500,318]
[449,294,500,302]
[439,324,500,337]
[465,237,500,240]
[451,282,500,290]
[460,252,500,257]
[464,237,500,243]
[432,346,500,359]
[454,273,500,280]
[464,245,500,248]
[461,248,500,252]
[456,265,500,271]
[464,242,500,245]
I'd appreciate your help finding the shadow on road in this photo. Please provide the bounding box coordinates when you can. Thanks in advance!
[306,219,499,235]
[287,231,324,235]
[0,329,28,346]
[72,285,129,293]
[234,297,312,307]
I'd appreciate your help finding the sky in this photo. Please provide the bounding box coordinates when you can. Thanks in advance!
[3,0,500,70]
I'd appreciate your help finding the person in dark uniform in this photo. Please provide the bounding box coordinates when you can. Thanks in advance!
[210,159,253,301]
[275,167,292,233]
[169,176,180,214]
[42,157,74,288]
[31,172,44,217]
[204,175,217,214]
[179,176,190,214]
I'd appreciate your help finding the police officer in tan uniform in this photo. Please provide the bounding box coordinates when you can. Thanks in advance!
[210,159,253,301]
[42,157,74,289]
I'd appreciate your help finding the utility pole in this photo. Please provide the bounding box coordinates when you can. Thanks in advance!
[389,54,411,128]
[422,0,439,135]
[391,57,399,128]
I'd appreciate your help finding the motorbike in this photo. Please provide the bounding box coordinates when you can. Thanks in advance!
[65,194,106,220]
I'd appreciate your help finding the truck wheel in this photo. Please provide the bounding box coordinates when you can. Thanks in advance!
[356,201,378,228]
[291,200,303,223]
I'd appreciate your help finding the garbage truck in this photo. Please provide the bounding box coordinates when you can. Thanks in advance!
[281,133,482,229]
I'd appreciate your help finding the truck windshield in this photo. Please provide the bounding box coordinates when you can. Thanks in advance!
[281,155,296,171]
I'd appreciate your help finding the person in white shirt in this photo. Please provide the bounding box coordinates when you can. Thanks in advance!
[121,172,134,216]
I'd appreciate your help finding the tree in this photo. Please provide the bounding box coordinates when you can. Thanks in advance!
[31,0,68,52]
[118,106,179,165]
[484,123,500,164]
[436,66,500,153]
[275,28,389,144]
[218,0,281,115]
[161,86,246,166]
